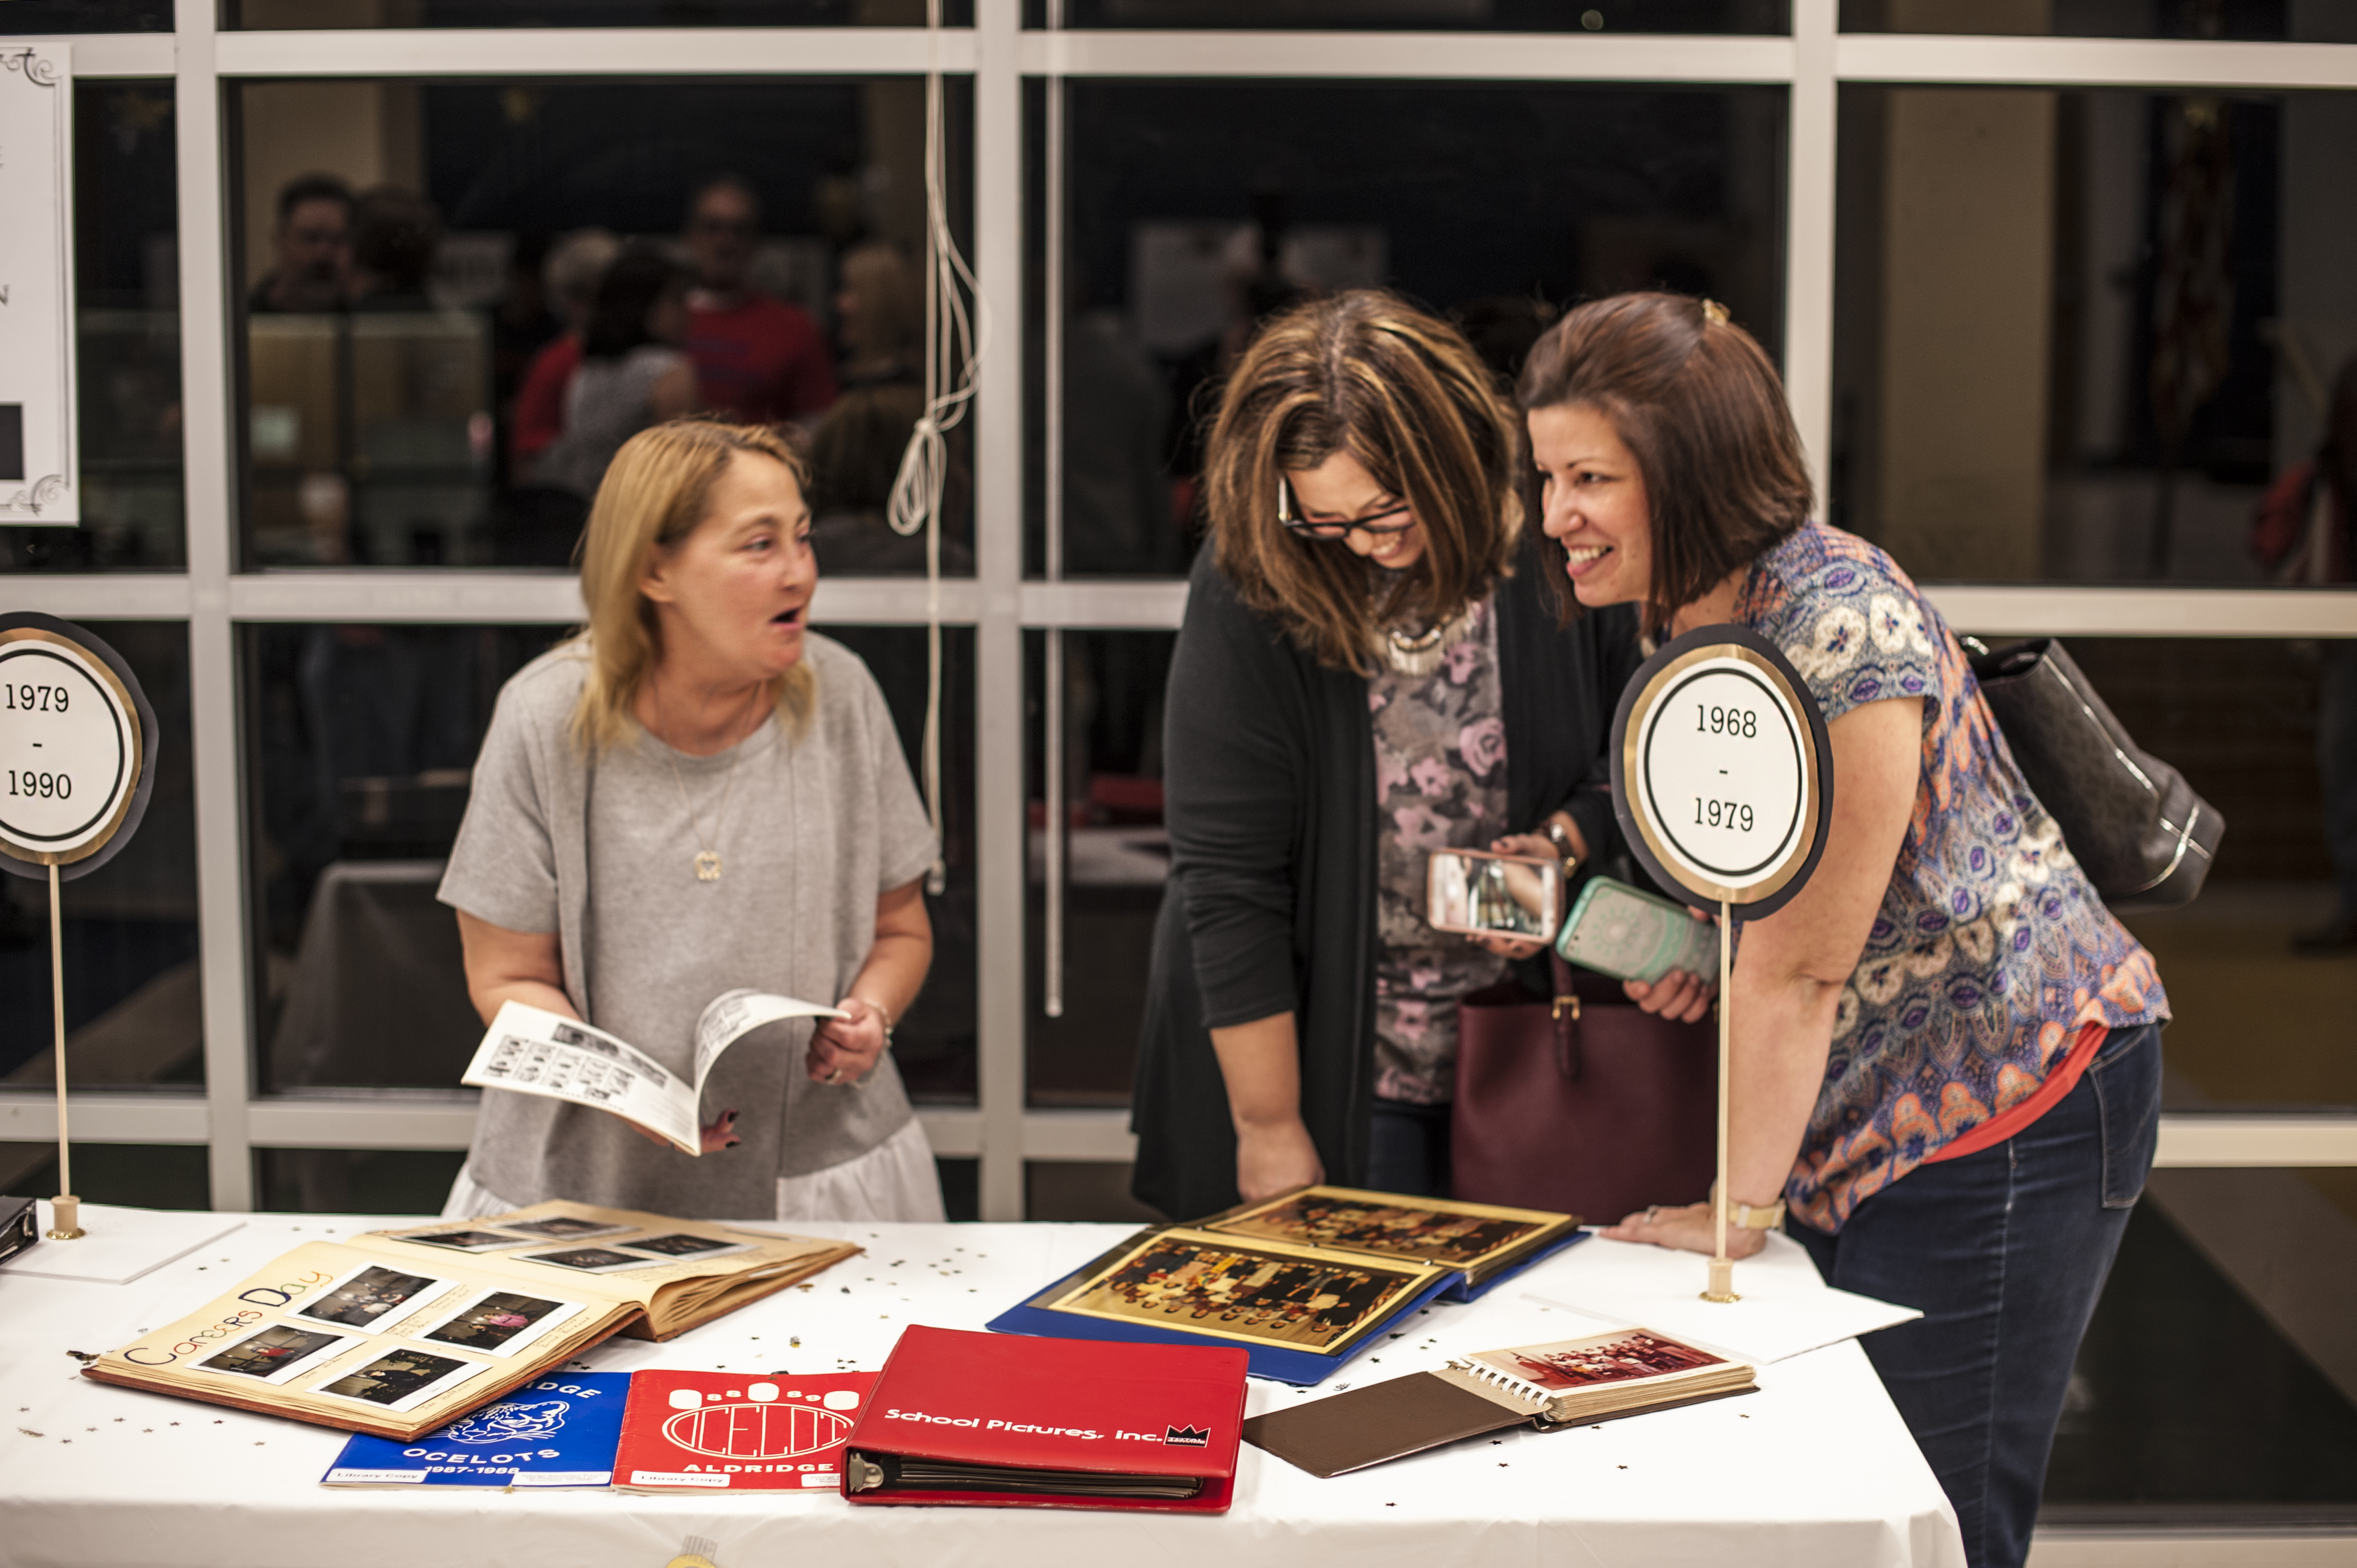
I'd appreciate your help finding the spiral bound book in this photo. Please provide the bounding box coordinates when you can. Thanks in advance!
[1242,1327,1755,1479]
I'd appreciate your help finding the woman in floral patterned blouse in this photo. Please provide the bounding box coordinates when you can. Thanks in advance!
[1518,292,2166,1568]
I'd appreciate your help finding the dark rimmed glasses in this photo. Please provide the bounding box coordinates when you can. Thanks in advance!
[1276,478,1416,540]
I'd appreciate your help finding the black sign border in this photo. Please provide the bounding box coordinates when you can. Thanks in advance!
[1610,623,1835,922]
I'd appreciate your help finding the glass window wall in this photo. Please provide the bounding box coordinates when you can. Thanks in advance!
[227,1,968,29]
[1834,83,2357,586]
[1841,0,2357,43]
[230,76,969,572]
[0,622,201,1093]
[1027,628,1171,1108]
[1049,1,1787,32]
[1045,78,1788,576]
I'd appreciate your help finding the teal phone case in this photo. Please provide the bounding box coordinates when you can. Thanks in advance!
[1553,876,1718,984]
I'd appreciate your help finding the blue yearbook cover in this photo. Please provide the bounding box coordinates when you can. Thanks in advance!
[322,1371,630,1488]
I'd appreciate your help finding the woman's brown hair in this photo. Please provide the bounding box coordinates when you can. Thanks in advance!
[1518,292,1813,633]
[1201,290,1525,674]
[570,419,816,754]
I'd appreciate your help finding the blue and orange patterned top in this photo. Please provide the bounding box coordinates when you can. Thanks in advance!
[1736,523,2167,1232]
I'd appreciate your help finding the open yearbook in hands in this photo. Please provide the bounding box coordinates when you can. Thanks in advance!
[84,1201,858,1441]
[987,1186,1585,1384]
[1242,1326,1757,1478]
[841,1326,1247,1513]
[461,991,844,1154]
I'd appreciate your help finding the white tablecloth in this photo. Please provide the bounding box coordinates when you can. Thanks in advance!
[0,1208,1964,1568]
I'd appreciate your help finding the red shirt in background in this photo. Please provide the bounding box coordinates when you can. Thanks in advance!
[512,332,582,464]
[686,292,837,427]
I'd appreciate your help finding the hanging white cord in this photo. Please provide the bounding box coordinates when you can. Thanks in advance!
[887,0,988,896]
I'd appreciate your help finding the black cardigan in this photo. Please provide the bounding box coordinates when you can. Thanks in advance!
[1130,533,1644,1220]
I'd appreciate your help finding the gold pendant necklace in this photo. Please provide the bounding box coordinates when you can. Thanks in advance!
[657,681,760,883]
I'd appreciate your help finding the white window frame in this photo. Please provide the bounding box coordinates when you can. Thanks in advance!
[5,0,2356,1225]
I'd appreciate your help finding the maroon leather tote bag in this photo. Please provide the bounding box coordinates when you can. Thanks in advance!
[1450,955,1717,1223]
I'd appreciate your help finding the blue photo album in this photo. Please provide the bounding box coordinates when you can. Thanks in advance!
[987,1187,1586,1385]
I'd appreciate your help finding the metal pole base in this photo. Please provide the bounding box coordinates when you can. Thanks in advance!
[1700,1254,1738,1303]
[46,1194,84,1240]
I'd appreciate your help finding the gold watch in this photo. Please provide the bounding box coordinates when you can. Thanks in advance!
[1713,1183,1786,1229]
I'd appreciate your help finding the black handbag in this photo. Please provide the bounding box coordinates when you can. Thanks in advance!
[1964,637,2224,912]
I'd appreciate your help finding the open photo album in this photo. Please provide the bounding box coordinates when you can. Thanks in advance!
[986,1188,1584,1383]
[1196,1185,1584,1298]
[84,1201,858,1441]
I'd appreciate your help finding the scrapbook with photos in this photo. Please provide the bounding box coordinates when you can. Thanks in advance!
[985,1225,1457,1384]
[615,1369,875,1493]
[322,1371,631,1488]
[1241,1326,1757,1478]
[83,1201,858,1441]
[1195,1185,1585,1300]
[841,1326,1247,1513]
[986,1187,1585,1382]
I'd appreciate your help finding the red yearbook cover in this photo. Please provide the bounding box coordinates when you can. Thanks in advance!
[842,1326,1247,1513]
[612,1369,876,1493]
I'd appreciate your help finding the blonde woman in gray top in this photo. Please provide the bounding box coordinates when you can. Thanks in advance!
[438,419,943,1222]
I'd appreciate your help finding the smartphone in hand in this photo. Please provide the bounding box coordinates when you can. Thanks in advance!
[1554,876,1716,983]
[1426,849,1563,941]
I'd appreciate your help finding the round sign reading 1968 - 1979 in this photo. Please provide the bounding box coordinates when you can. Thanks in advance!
[0,615,157,879]
[1611,625,1834,920]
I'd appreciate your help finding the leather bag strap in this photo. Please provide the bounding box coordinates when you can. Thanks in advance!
[1549,951,1582,1081]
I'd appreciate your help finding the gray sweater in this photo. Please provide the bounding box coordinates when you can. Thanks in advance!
[438,635,937,1219]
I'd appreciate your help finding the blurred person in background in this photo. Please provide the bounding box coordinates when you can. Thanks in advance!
[512,228,623,474]
[531,246,700,501]
[348,186,442,312]
[2253,354,2357,954]
[249,172,353,314]
[833,241,922,391]
[680,174,836,432]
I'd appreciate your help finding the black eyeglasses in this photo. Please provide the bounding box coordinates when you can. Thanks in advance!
[1276,478,1416,539]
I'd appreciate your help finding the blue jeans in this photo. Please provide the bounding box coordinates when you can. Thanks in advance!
[1367,1097,1453,1197]
[1788,1022,2162,1568]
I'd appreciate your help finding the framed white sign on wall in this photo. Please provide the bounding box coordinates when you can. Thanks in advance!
[0,43,78,526]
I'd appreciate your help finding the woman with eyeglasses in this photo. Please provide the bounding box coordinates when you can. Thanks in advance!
[1129,290,1648,1219]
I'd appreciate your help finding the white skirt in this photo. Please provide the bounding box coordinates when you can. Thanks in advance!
[440,1117,947,1225]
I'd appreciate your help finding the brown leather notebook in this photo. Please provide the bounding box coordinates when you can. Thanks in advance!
[1244,1325,1757,1478]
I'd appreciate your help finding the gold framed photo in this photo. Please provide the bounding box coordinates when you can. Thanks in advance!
[1043,1228,1443,1355]
[1206,1186,1574,1281]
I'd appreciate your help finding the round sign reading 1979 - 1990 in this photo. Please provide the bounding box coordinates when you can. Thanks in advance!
[1610,624,1834,920]
[0,614,158,880]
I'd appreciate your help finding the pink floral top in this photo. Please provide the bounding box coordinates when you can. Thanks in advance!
[1739,524,2168,1230]
[1368,594,1511,1104]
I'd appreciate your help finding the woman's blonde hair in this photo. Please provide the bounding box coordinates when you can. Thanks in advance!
[1202,290,1525,674]
[570,419,817,754]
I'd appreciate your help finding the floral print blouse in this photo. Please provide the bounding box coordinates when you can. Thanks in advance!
[1739,523,2167,1230]
[1368,594,1511,1105]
